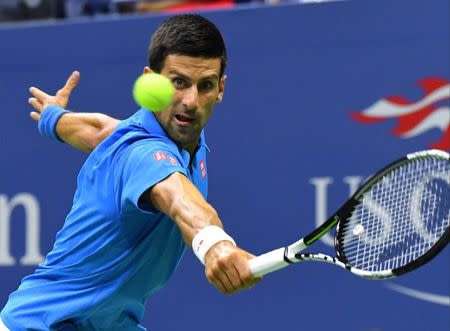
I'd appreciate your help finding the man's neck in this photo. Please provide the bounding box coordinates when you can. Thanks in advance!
[183,142,198,158]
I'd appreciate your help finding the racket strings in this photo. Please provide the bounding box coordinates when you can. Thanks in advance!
[339,157,450,272]
[362,171,448,270]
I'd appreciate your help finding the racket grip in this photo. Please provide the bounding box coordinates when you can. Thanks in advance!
[248,248,290,277]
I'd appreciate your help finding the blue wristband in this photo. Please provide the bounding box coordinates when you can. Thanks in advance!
[38,105,70,142]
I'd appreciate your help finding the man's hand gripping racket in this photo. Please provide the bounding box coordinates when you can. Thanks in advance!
[249,150,450,279]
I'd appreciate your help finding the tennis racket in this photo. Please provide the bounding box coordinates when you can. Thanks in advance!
[248,149,450,279]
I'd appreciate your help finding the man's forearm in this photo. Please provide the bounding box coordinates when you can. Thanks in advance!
[56,113,120,153]
[149,172,223,245]
[148,172,259,294]
[149,172,240,266]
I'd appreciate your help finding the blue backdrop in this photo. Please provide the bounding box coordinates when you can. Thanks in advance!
[0,0,449,330]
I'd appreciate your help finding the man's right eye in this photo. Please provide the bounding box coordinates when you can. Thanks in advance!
[173,77,186,88]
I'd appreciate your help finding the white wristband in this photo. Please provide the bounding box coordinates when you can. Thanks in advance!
[192,226,236,265]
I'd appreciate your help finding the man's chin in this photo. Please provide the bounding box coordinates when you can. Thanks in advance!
[169,132,198,148]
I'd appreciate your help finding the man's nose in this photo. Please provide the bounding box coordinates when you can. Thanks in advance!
[182,85,199,111]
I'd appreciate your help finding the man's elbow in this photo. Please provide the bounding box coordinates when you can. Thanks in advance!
[92,128,110,150]
[89,117,117,152]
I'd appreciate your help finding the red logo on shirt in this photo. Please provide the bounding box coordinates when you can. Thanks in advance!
[168,156,179,166]
[200,160,206,179]
[153,151,167,161]
[153,151,179,166]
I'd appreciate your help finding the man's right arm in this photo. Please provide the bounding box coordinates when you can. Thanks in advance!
[146,171,262,295]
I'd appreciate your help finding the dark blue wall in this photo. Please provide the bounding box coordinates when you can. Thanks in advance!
[1,0,449,330]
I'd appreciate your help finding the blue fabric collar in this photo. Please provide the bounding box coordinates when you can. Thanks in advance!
[139,108,209,152]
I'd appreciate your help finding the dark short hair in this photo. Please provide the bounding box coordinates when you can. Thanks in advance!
[149,14,227,77]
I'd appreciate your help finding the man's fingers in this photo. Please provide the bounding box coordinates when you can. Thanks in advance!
[215,258,253,293]
[204,243,262,294]
[59,71,80,97]
[212,266,237,294]
[30,112,40,122]
[220,264,243,292]
[231,264,252,289]
[29,87,50,102]
[206,269,229,294]
[235,255,256,288]
[28,71,79,111]
[220,260,248,290]
[226,250,259,289]
[28,97,44,113]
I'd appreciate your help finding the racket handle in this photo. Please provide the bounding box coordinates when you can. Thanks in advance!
[248,248,290,277]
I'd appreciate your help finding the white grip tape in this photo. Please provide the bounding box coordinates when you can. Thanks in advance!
[248,248,290,277]
[192,226,236,265]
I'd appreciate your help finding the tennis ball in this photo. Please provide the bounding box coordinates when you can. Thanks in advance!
[133,73,174,112]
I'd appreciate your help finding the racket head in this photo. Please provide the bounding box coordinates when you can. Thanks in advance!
[334,149,450,279]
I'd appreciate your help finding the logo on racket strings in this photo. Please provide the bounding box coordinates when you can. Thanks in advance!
[310,174,450,306]
[344,169,450,268]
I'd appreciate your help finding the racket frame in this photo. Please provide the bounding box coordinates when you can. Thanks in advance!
[249,149,450,279]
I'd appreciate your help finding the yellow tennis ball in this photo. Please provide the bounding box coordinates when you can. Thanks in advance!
[133,73,174,112]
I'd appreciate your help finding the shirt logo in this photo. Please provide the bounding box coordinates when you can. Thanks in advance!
[350,77,450,150]
[153,151,167,161]
[168,156,179,166]
[200,160,207,179]
[153,151,179,166]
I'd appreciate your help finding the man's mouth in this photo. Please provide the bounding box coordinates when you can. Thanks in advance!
[174,114,195,126]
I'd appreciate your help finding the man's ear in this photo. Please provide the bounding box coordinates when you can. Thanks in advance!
[216,74,227,103]
[143,66,153,74]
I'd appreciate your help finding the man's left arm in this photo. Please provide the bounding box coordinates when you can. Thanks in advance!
[53,112,119,153]
[29,71,120,153]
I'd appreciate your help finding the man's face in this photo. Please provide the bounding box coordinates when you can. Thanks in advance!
[148,54,225,153]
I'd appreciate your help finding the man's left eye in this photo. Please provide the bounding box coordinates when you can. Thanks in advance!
[199,81,214,90]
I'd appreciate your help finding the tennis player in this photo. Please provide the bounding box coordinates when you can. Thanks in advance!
[1,14,260,330]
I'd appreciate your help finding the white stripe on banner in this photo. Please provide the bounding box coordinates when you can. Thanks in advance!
[361,84,450,117]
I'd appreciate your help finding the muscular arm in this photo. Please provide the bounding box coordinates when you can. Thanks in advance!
[55,113,119,153]
[29,71,119,153]
[150,172,221,241]
[146,172,261,294]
